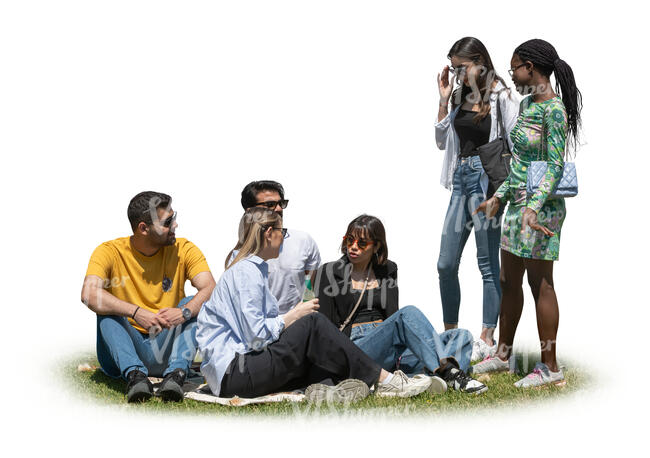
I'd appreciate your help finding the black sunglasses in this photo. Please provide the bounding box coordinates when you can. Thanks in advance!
[263,226,288,238]
[255,199,289,210]
[159,211,177,228]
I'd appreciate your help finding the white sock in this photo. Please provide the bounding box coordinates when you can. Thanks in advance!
[382,373,394,384]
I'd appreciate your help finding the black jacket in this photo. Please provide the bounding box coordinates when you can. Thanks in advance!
[314,256,398,336]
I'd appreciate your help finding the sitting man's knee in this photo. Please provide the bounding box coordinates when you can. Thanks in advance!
[97,314,126,331]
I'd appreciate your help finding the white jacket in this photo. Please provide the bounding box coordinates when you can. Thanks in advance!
[435,81,521,195]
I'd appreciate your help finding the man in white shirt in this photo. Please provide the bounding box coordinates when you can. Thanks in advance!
[241,180,321,314]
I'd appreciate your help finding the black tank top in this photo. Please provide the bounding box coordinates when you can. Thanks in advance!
[454,108,491,157]
[350,287,386,324]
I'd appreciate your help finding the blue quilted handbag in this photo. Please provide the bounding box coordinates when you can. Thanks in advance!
[526,161,578,198]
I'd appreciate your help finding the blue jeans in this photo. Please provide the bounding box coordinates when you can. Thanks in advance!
[96,296,198,379]
[437,156,503,329]
[350,306,473,374]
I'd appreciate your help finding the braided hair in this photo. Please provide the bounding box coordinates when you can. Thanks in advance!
[514,39,582,152]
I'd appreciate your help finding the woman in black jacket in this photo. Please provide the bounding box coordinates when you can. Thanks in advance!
[315,214,487,394]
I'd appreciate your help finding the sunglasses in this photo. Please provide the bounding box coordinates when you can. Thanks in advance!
[159,211,177,228]
[449,65,468,75]
[343,235,374,250]
[255,199,289,210]
[265,226,288,238]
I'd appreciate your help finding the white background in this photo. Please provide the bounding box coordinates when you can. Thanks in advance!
[1,0,647,455]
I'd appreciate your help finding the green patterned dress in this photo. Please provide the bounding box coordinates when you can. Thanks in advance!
[493,95,568,261]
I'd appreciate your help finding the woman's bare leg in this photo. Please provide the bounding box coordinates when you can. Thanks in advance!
[523,258,559,372]
[495,250,526,360]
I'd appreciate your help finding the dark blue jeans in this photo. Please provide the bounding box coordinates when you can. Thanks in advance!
[96,296,198,379]
[350,306,473,374]
[437,156,503,328]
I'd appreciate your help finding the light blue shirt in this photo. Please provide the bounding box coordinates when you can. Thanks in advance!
[196,255,285,396]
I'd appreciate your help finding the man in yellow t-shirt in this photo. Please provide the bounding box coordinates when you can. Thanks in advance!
[81,191,216,403]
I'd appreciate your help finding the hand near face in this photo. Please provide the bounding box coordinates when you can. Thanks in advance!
[437,65,454,102]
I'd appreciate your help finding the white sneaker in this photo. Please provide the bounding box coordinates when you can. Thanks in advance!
[471,339,497,362]
[471,355,511,374]
[412,374,448,394]
[375,370,431,398]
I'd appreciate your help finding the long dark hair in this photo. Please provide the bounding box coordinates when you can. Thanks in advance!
[514,39,582,152]
[447,37,508,123]
[340,214,388,266]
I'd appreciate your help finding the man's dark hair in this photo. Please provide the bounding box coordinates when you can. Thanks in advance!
[241,180,285,209]
[127,191,172,231]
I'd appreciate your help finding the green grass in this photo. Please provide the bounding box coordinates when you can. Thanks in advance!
[62,351,590,417]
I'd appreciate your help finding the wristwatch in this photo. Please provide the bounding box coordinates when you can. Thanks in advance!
[181,307,192,322]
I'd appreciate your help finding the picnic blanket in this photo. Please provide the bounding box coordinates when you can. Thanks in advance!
[78,363,305,405]
[151,372,305,406]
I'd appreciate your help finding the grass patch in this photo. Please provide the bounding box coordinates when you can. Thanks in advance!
[61,351,590,417]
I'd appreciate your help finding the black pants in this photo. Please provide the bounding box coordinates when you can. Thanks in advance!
[220,313,382,398]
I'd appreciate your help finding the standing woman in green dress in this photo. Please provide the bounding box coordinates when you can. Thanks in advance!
[472,39,582,387]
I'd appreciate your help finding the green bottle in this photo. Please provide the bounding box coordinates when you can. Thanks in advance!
[302,277,315,301]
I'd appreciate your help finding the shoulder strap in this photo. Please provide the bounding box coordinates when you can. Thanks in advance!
[339,266,373,332]
[495,89,509,151]
[540,106,547,161]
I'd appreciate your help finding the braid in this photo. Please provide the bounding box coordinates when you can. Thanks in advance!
[515,39,583,153]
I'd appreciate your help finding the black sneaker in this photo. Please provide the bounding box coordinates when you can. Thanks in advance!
[158,369,187,402]
[126,369,153,403]
[443,367,488,395]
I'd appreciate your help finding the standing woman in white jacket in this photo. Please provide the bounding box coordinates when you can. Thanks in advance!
[434,37,520,361]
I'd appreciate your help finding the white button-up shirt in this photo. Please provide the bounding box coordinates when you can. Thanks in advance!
[434,82,521,196]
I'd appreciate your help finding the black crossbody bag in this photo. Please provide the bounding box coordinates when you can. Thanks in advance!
[476,91,512,198]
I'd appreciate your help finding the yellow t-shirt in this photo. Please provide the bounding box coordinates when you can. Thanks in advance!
[85,237,211,333]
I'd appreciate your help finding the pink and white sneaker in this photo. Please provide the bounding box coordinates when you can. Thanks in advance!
[514,362,565,388]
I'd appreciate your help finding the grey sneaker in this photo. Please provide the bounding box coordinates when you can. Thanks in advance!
[471,355,511,374]
[304,379,370,403]
[412,374,448,394]
[126,369,153,403]
[375,370,431,398]
[514,362,565,388]
[158,369,187,402]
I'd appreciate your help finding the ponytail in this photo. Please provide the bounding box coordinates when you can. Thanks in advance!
[553,57,583,152]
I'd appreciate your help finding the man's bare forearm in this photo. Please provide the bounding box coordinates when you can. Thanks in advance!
[182,286,212,318]
[81,276,138,317]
